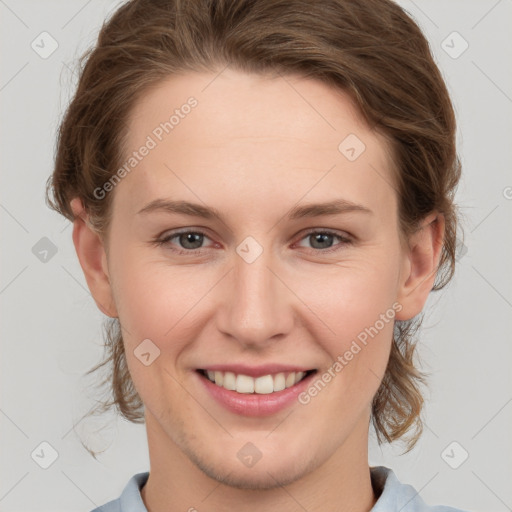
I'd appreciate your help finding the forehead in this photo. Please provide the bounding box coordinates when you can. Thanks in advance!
[115,69,396,219]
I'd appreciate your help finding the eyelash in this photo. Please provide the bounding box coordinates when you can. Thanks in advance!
[152,228,353,256]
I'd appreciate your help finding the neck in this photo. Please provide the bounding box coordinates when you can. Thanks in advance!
[141,412,376,512]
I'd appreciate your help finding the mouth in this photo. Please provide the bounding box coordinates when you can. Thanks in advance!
[196,369,317,395]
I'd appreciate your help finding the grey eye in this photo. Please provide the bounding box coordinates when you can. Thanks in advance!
[177,232,205,250]
[308,232,336,250]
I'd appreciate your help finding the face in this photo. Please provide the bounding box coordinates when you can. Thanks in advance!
[91,69,414,488]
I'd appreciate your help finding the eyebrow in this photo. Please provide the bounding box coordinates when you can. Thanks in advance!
[137,198,373,221]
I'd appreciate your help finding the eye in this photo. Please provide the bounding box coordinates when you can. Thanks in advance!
[153,229,214,254]
[295,229,353,253]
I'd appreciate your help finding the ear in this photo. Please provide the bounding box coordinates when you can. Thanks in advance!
[395,212,445,321]
[70,197,118,318]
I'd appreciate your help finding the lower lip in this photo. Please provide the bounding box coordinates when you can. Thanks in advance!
[196,371,316,417]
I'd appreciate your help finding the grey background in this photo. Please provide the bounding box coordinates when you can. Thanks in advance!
[1,1,511,511]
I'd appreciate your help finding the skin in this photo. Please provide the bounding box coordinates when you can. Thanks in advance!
[70,68,444,512]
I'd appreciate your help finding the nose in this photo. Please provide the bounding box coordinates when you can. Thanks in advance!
[215,247,295,349]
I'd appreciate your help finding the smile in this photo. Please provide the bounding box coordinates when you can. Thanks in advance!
[195,367,318,416]
[197,369,316,395]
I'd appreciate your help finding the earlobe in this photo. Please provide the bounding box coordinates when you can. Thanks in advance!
[395,212,445,321]
[70,197,118,318]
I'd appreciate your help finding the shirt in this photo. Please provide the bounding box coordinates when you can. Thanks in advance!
[89,465,468,512]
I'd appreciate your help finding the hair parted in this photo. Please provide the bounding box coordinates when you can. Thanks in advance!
[46,0,461,456]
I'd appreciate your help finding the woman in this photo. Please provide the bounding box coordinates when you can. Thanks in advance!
[46,0,468,510]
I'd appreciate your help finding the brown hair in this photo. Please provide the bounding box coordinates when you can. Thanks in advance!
[46,0,461,455]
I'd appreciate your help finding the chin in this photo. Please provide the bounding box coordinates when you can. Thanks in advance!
[182,440,315,490]
[196,459,312,490]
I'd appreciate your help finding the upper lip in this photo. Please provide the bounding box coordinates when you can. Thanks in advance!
[198,364,315,378]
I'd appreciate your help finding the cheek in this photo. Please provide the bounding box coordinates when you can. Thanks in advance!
[110,253,217,350]
[109,257,211,414]
[299,281,395,423]
[296,252,401,345]
[294,250,400,404]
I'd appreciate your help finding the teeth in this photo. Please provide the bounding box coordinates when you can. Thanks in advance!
[273,373,286,392]
[223,371,236,390]
[254,375,274,394]
[203,370,310,394]
[236,374,254,393]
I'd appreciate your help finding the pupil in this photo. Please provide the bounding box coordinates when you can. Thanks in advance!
[182,233,202,249]
[312,233,332,249]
